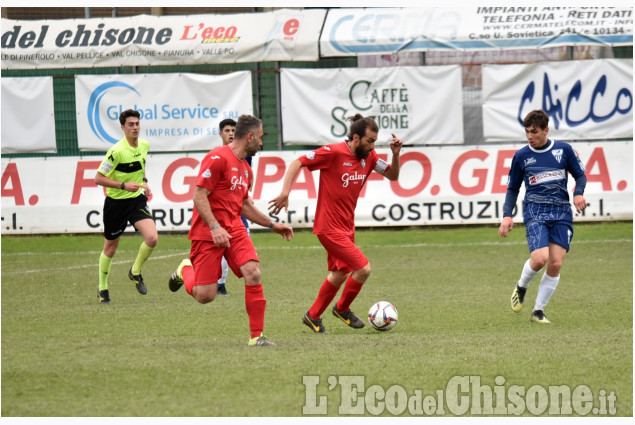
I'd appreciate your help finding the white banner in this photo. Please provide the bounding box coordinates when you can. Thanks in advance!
[482,59,633,142]
[75,72,253,152]
[1,77,57,153]
[320,7,633,56]
[1,142,631,234]
[281,66,463,145]
[1,9,326,69]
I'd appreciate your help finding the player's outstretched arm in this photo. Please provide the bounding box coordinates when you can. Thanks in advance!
[268,159,304,215]
[242,198,294,241]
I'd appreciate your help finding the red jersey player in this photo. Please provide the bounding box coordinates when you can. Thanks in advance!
[168,114,294,346]
[269,114,403,333]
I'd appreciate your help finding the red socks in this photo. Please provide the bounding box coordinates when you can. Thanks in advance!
[308,278,341,319]
[245,284,266,338]
[336,275,364,313]
[183,265,196,296]
[184,265,266,339]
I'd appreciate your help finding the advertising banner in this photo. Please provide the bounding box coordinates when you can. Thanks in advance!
[1,142,631,234]
[1,9,327,69]
[320,7,633,56]
[281,66,463,145]
[482,59,633,142]
[75,72,253,152]
[1,77,57,153]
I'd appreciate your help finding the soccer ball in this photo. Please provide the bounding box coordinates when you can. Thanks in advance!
[368,301,398,331]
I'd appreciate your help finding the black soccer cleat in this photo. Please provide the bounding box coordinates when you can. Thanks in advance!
[98,289,111,304]
[248,334,276,347]
[168,270,183,292]
[530,309,551,324]
[511,284,527,313]
[302,311,326,333]
[217,285,229,296]
[169,259,192,292]
[332,305,365,329]
[128,268,147,295]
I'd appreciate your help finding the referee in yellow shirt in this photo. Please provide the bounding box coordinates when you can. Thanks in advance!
[94,109,158,304]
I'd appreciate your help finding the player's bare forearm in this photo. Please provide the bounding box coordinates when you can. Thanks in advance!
[193,186,217,228]
[194,185,231,246]
[384,133,403,181]
[242,198,294,241]
[241,198,272,228]
[268,159,303,214]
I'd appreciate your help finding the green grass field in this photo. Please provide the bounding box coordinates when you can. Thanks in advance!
[1,222,632,417]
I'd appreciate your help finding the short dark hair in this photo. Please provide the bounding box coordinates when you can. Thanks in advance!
[219,118,237,131]
[234,114,262,140]
[523,110,549,130]
[347,113,379,140]
[119,109,140,125]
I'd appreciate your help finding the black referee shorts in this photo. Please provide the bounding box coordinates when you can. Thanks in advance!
[103,194,153,240]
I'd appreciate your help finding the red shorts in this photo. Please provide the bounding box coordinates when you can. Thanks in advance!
[317,232,368,274]
[189,229,259,287]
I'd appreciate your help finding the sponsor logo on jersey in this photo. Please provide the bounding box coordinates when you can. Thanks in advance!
[342,172,367,188]
[343,162,352,166]
[230,175,249,191]
[524,157,536,167]
[202,169,212,178]
[528,169,565,185]
[211,155,220,160]
[552,149,563,162]
[232,167,238,171]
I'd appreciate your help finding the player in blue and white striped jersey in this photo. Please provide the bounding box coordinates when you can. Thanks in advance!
[498,110,587,324]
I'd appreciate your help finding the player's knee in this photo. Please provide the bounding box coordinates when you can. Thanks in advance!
[241,262,261,285]
[548,258,563,272]
[195,293,215,304]
[530,252,548,269]
[354,263,371,282]
[194,286,216,303]
[146,234,158,248]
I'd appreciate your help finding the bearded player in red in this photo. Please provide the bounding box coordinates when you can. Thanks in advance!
[169,114,294,346]
[269,114,403,333]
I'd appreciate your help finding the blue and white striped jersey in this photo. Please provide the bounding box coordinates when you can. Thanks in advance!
[503,139,587,217]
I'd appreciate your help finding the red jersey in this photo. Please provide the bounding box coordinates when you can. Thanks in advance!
[189,145,252,241]
[299,141,389,235]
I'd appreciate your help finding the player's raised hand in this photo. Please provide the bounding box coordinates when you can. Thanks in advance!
[390,133,403,154]
[268,194,289,215]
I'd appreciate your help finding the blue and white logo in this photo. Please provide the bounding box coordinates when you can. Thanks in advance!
[87,81,140,144]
